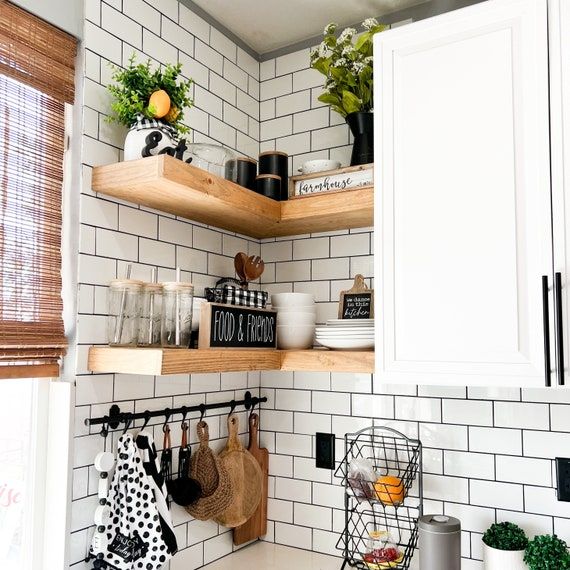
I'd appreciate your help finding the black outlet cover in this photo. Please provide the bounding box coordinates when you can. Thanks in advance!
[556,458,570,501]
[556,457,570,502]
[316,432,335,470]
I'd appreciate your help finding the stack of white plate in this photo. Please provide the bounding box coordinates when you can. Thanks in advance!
[316,319,374,350]
[271,293,316,349]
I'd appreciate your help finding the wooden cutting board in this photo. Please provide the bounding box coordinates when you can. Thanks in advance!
[233,413,268,545]
[215,414,262,528]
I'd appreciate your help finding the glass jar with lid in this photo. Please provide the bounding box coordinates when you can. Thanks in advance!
[161,281,194,348]
[107,279,143,346]
[138,282,163,346]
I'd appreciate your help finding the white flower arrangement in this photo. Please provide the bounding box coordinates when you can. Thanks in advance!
[310,18,387,117]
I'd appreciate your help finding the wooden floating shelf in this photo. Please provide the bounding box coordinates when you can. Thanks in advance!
[88,346,375,375]
[92,155,373,239]
[280,349,374,373]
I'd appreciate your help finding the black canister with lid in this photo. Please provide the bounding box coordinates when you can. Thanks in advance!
[258,150,288,201]
[256,174,281,200]
[225,156,257,191]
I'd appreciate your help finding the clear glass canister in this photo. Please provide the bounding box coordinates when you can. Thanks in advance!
[107,279,143,346]
[161,282,194,348]
[138,282,163,346]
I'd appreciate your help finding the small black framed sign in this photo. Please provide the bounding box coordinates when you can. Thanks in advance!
[198,302,277,349]
[338,275,374,319]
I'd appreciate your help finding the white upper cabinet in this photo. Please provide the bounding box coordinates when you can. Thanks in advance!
[550,0,570,387]
[374,0,553,386]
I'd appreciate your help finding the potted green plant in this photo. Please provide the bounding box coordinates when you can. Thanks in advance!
[106,54,193,161]
[524,534,570,570]
[482,522,528,570]
[310,18,386,166]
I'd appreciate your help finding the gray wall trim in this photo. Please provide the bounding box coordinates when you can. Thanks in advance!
[179,0,487,63]
[178,0,260,60]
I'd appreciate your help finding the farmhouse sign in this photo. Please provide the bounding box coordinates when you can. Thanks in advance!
[290,164,373,197]
[338,274,374,320]
[198,302,277,349]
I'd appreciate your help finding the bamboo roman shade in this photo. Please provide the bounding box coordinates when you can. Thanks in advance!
[0,0,76,103]
[0,1,76,379]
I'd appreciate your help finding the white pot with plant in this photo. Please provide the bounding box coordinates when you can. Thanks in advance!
[106,55,193,161]
[482,522,528,570]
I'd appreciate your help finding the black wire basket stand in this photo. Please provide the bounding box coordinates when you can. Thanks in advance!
[334,426,423,570]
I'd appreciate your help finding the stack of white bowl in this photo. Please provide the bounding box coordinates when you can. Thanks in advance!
[271,293,316,349]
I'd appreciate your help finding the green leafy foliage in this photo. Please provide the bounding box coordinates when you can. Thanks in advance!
[482,522,528,551]
[106,54,193,135]
[310,18,387,118]
[524,535,570,570]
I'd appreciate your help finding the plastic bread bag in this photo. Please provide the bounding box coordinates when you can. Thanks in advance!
[347,457,377,501]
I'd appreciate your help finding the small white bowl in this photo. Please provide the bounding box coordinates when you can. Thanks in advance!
[277,312,316,326]
[298,159,341,175]
[271,293,315,306]
[277,324,315,349]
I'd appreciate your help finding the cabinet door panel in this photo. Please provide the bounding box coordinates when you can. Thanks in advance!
[375,0,552,386]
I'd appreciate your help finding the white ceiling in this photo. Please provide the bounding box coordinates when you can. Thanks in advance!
[190,0,430,55]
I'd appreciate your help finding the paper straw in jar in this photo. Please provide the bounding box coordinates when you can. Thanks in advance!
[114,264,132,344]
[148,267,157,344]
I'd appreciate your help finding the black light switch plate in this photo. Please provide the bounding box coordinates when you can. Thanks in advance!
[556,458,570,501]
[316,432,335,470]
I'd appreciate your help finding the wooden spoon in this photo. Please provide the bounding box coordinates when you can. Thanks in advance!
[234,252,248,283]
[244,255,265,282]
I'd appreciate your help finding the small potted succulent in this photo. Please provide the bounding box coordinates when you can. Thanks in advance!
[310,18,387,166]
[482,522,528,570]
[106,54,193,160]
[524,534,570,570]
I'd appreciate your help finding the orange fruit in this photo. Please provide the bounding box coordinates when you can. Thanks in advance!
[148,89,171,118]
[374,476,405,505]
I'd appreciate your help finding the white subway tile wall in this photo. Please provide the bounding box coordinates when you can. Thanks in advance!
[73,4,570,569]
[74,1,264,568]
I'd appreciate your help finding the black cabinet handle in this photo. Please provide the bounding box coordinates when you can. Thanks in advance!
[556,272,565,386]
[543,275,552,387]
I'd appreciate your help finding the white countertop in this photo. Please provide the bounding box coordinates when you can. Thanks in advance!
[202,542,340,570]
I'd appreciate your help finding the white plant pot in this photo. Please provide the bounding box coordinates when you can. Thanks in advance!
[123,127,175,161]
[483,543,526,570]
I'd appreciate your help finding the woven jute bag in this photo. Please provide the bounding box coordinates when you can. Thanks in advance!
[185,421,233,521]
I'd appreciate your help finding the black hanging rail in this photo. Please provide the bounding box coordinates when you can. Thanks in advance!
[84,390,266,430]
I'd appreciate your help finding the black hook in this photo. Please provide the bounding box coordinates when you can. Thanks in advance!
[141,410,151,431]
[228,399,237,417]
[249,397,259,419]
[99,419,109,439]
[199,403,206,422]
[180,406,188,427]
[122,413,132,435]
[162,408,171,433]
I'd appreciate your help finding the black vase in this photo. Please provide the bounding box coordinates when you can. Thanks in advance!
[346,111,374,166]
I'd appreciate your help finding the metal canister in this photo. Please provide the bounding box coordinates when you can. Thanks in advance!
[418,514,461,570]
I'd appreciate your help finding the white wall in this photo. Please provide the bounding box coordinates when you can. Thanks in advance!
[70,1,261,568]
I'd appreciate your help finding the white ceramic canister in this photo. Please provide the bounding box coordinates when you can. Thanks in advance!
[124,117,177,161]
